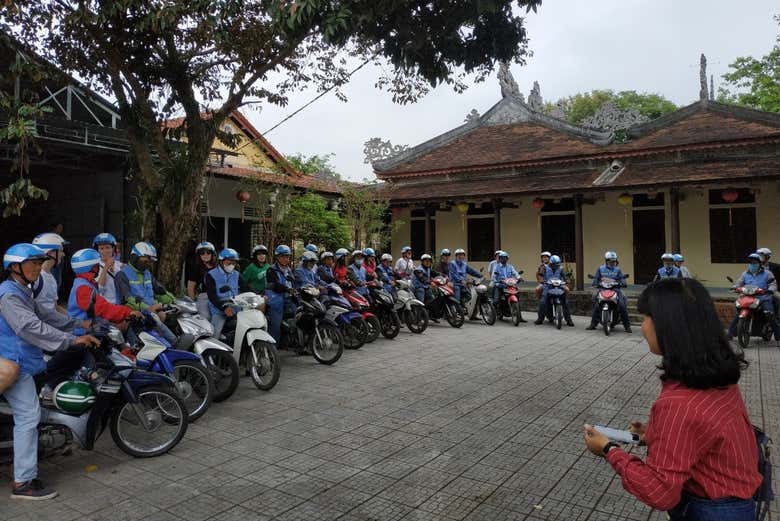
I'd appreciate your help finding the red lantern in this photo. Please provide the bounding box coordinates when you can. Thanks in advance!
[236,190,251,203]
[721,188,738,204]
[532,198,545,210]
[391,206,403,218]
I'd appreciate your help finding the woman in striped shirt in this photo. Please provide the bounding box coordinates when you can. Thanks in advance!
[584,278,762,520]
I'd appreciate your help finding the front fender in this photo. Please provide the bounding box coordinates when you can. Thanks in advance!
[124,370,177,402]
[246,328,276,346]
[152,349,204,374]
[192,337,233,356]
[404,299,424,310]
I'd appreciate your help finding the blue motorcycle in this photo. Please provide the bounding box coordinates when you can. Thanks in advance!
[544,278,568,330]
[322,283,369,350]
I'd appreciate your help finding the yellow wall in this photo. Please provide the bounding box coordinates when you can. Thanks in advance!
[217,120,278,171]
[582,192,635,285]
[501,198,541,277]
[390,208,411,258]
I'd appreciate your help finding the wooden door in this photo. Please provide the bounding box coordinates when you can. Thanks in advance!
[632,209,666,284]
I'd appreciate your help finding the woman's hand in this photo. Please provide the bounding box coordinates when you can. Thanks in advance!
[583,424,610,456]
[628,421,646,435]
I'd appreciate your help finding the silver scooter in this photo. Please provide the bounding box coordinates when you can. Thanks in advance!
[464,276,496,325]
[393,279,428,334]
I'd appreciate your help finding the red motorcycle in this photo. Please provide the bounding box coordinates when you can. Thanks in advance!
[727,277,775,349]
[426,276,465,328]
[496,276,525,326]
[344,287,382,343]
[588,275,629,336]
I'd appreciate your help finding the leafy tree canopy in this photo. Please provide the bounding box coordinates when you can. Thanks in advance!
[286,153,341,181]
[276,193,350,252]
[546,89,677,125]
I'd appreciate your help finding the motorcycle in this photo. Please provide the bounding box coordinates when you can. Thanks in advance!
[367,280,401,339]
[323,284,368,350]
[282,285,344,365]
[0,322,188,460]
[164,298,241,400]
[727,276,775,349]
[344,287,381,344]
[587,274,629,336]
[217,292,280,391]
[426,276,465,328]
[463,276,496,325]
[393,279,428,334]
[544,278,568,330]
[496,275,525,326]
[131,315,214,422]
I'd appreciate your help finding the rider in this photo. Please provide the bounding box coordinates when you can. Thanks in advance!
[334,248,350,288]
[491,251,517,303]
[535,255,574,327]
[0,243,98,500]
[363,248,377,281]
[586,251,631,333]
[487,250,502,280]
[376,254,397,294]
[242,244,270,295]
[395,246,415,279]
[653,253,682,281]
[535,251,552,299]
[673,253,691,278]
[757,247,780,320]
[411,254,438,303]
[114,242,177,343]
[205,248,247,339]
[348,250,369,296]
[727,253,780,341]
[317,251,337,285]
[264,245,295,344]
[31,233,68,312]
[437,249,451,277]
[448,248,480,304]
[295,251,322,289]
[185,241,217,319]
[93,233,123,306]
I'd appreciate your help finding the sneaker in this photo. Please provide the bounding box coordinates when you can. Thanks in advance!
[11,479,58,500]
[533,319,544,325]
[624,326,632,333]
[585,324,597,330]
[566,320,575,327]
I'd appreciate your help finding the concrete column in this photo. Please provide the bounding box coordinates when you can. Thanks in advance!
[493,199,502,252]
[575,194,584,291]
[424,206,432,253]
[670,187,680,253]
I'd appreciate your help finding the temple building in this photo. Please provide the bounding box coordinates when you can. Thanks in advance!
[376,62,780,289]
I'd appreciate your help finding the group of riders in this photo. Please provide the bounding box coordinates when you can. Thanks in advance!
[0,229,779,499]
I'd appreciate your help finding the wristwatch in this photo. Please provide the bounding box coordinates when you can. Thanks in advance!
[602,442,620,456]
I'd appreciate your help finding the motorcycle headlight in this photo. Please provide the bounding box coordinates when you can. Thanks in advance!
[304,286,320,297]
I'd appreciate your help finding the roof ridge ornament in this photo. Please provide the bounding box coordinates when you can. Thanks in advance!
[497,61,524,101]
[700,54,709,102]
[527,81,543,112]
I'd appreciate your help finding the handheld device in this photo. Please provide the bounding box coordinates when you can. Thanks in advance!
[593,425,641,445]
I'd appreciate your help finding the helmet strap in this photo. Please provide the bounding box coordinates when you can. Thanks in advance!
[10,265,36,287]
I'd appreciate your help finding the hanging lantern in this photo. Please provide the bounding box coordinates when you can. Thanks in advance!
[236,190,251,203]
[531,198,545,211]
[456,202,469,231]
[617,192,633,229]
[721,188,739,204]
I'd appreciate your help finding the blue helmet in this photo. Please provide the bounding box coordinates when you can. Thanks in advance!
[604,251,618,261]
[196,241,216,254]
[549,255,561,265]
[93,232,117,248]
[305,244,318,253]
[440,248,451,256]
[363,247,376,257]
[218,248,239,261]
[32,233,67,252]
[334,248,349,260]
[275,244,291,256]
[131,242,157,260]
[3,243,48,270]
[672,253,684,262]
[71,248,101,274]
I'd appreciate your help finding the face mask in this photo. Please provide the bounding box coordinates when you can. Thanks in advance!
[355,259,364,266]
[224,264,236,274]
[748,263,759,274]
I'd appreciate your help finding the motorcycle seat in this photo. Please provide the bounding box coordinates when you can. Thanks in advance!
[173,334,197,350]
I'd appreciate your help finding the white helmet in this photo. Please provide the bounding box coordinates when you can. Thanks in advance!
[32,233,67,253]
[320,251,334,260]
[381,253,393,262]
[757,247,772,260]
[420,254,432,261]
[351,250,364,258]
[131,242,158,260]
[540,251,551,258]
[454,248,465,255]
[661,252,675,261]
[604,251,618,261]
[302,251,318,262]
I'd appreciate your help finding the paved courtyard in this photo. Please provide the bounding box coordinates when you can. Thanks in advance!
[2,315,778,521]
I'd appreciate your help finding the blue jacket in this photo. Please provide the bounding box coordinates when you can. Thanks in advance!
[348,263,368,295]
[376,264,396,292]
[207,266,241,316]
[317,265,335,284]
[67,277,94,335]
[411,266,435,291]
[543,265,566,283]
[592,264,626,288]
[492,262,519,283]
[736,269,776,303]
[120,263,155,306]
[656,266,682,280]
[266,263,294,296]
[295,266,321,288]
[449,260,481,285]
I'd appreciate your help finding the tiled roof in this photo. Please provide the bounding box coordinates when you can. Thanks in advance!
[211,166,343,194]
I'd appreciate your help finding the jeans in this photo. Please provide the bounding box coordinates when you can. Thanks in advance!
[211,306,240,339]
[590,290,630,328]
[453,283,470,304]
[157,322,178,344]
[728,298,780,340]
[492,284,505,305]
[3,373,40,482]
[413,287,429,303]
[266,291,285,343]
[539,292,571,322]
[196,293,211,321]
[668,493,755,521]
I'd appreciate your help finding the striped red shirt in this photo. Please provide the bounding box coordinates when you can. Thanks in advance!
[606,380,762,511]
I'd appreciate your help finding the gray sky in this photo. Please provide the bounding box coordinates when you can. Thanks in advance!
[251,0,779,181]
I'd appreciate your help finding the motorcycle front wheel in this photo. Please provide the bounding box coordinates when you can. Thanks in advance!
[601,309,611,336]
[172,360,213,422]
[510,301,521,326]
[204,350,239,402]
[445,301,465,328]
[555,303,563,330]
[247,340,280,391]
[380,310,401,339]
[737,317,751,349]
[480,301,496,326]
[311,323,344,365]
[110,386,188,458]
[342,317,367,349]
[405,305,428,334]
[364,315,381,344]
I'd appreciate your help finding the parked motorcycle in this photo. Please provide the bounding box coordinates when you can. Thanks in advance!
[588,274,629,336]
[464,276,496,325]
[219,292,280,391]
[393,279,428,334]
[323,284,368,350]
[495,275,525,326]
[544,278,568,330]
[282,285,344,365]
[0,322,188,459]
[164,298,241,400]
[426,276,465,328]
[344,287,381,343]
[727,276,775,349]
[367,280,401,339]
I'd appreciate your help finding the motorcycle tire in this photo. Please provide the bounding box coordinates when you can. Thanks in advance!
[510,301,521,327]
[555,304,563,330]
[364,315,381,344]
[761,323,773,342]
[405,305,428,334]
[380,311,401,339]
[445,301,465,328]
[602,309,611,336]
[247,340,280,391]
[342,316,367,350]
[110,385,188,458]
[737,317,751,349]
[311,322,344,365]
[172,360,213,422]
[204,350,240,402]
[480,301,496,326]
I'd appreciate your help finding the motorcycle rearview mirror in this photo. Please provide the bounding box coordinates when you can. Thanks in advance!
[518,270,524,275]
[479,267,484,273]
[624,274,630,279]
[726,276,734,283]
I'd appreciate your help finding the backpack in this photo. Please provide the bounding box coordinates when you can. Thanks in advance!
[753,426,774,521]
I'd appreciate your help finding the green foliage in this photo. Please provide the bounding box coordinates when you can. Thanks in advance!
[548,89,677,124]
[286,153,341,181]
[718,16,780,112]
[275,193,350,252]
[340,181,390,250]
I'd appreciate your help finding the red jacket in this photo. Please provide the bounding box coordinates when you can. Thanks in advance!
[74,272,133,324]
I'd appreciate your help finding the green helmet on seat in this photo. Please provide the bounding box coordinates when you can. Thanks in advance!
[53,380,96,415]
